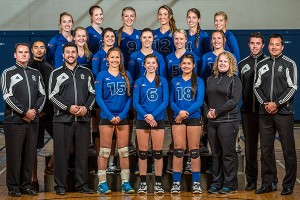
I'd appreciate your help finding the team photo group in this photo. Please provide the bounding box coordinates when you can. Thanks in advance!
[1,4,297,197]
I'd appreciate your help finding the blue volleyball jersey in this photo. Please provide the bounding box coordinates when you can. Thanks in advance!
[200,52,217,81]
[77,52,93,71]
[86,26,103,54]
[186,30,211,59]
[170,76,205,119]
[92,49,108,76]
[165,50,200,82]
[116,29,142,69]
[152,28,174,59]
[133,76,169,121]
[224,30,240,62]
[128,50,166,81]
[46,34,68,68]
[95,70,132,120]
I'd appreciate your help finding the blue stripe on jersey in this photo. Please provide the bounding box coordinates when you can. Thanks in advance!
[46,34,68,68]
[128,50,166,81]
[116,29,142,69]
[95,70,132,120]
[170,76,205,119]
[133,76,169,121]
[186,30,211,59]
[165,50,200,82]
[86,26,103,54]
[92,49,108,76]
[152,28,174,59]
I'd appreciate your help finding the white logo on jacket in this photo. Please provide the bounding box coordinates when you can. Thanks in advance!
[32,75,36,81]
[278,66,283,72]
[81,74,85,79]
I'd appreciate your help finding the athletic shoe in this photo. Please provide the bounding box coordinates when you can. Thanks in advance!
[121,182,135,194]
[192,182,202,194]
[129,142,136,154]
[219,187,237,194]
[184,161,192,173]
[97,182,111,194]
[154,182,164,194]
[236,144,242,153]
[137,182,147,194]
[208,186,218,194]
[106,164,120,174]
[171,182,180,194]
[199,146,209,154]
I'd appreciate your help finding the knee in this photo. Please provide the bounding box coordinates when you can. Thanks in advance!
[118,146,129,158]
[190,149,200,159]
[99,147,111,158]
[152,150,163,160]
[174,149,184,158]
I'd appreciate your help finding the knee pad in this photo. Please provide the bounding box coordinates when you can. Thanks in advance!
[190,149,200,159]
[99,147,111,158]
[118,146,129,158]
[139,150,148,160]
[174,149,184,158]
[153,150,163,159]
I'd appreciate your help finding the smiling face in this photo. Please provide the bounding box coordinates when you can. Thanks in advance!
[60,15,73,33]
[103,31,115,47]
[14,45,30,66]
[74,29,88,47]
[31,41,46,60]
[187,11,200,29]
[107,50,121,69]
[174,31,187,50]
[249,37,264,56]
[268,37,284,57]
[91,7,104,25]
[211,31,225,50]
[157,8,171,26]
[122,9,136,27]
[180,57,194,75]
[214,14,227,32]
[63,46,78,66]
[144,57,158,74]
[217,54,230,73]
[141,30,154,48]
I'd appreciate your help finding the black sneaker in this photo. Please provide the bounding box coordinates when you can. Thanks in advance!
[208,186,218,194]
[199,146,209,154]
[55,187,66,195]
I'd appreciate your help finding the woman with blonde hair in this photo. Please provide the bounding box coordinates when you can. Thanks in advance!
[204,51,242,194]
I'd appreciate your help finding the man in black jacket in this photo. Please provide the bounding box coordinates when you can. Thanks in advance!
[29,40,54,191]
[1,43,46,197]
[49,42,95,195]
[238,32,277,191]
[254,33,297,195]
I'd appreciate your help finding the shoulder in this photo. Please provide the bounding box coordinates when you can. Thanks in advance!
[238,56,251,66]
[2,65,17,75]
[200,30,209,37]
[282,55,296,66]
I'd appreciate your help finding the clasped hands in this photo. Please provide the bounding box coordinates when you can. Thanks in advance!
[145,114,157,127]
[264,102,278,114]
[69,105,88,116]
[206,108,216,119]
[175,110,189,124]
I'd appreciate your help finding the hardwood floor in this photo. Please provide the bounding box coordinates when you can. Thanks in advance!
[0,125,299,200]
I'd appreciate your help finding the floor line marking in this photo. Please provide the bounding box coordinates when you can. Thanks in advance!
[0,167,6,174]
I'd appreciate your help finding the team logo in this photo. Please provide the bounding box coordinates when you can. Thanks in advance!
[169,33,173,37]
[105,78,110,81]
[241,64,251,75]
[32,75,36,81]
[15,75,21,80]
[208,57,212,61]
[169,60,172,63]
[141,84,146,87]
[80,74,85,79]
[137,58,142,61]
[136,35,139,39]
[176,82,180,85]
[278,66,283,72]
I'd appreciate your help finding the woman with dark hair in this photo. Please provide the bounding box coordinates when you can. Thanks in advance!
[169,54,205,194]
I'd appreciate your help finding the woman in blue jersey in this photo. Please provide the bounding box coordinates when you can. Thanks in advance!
[128,28,166,81]
[170,54,205,194]
[47,12,74,68]
[92,27,115,76]
[116,6,141,70]
[153,5,177,59]
[133,54,169,194]
[186,8,211,59]
[204,52,242,194]
[74,27,93,70]
[95,47,134,194]
[201,30,226,81]
[86,5,104,54]
[214,11,240,62]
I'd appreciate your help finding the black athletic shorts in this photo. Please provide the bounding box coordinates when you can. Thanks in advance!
[99,118,129,125]
[136,120,165,129]
[172,118,202,126]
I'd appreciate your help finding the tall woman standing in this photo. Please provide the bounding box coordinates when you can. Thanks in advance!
[95,47,134,194]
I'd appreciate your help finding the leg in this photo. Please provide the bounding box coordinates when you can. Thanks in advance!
[218,122,239,190]
[151,129,165,177]
[187,126,202,173]
[242,112,259,185]
[98,125,114,170]
[172,124,187,173]
[136,129,150,176]
[274,114,297,190]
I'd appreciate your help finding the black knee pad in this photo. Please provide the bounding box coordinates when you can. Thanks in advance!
[174,149,184,158]
[139,151,148,160]
[153,150,163,159]
[190,149,200,159]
